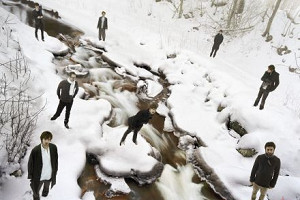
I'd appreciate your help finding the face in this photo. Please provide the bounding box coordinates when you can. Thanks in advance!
[267,68,273,73]
[265,146,275,156]
[102,12,106,17]
[35,5,39,10]
[42,138,51,148]
[70,74,76,82]
[149,108,156,114]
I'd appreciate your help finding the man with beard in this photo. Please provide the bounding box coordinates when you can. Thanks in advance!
[28,131,58,200]
[250,142,281,200]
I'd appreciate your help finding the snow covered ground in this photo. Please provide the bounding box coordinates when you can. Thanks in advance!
[1,0,300,200]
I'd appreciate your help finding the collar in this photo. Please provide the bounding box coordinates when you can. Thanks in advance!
[67,78,75,84]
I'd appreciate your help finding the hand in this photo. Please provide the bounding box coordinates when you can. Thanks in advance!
[250,182,254,186]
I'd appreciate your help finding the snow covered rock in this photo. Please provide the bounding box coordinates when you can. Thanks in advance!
[65,64,89,77]
[43,36,69,56]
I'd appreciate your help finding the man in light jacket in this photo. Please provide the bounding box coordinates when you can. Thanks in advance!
[97,11,108,41]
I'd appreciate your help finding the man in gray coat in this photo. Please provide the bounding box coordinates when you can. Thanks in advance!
[28,131,58,200]
[97,11,108,41]
[51,72,79,128]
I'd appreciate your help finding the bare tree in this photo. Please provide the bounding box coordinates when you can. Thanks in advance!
[0,15,44,164]
[262,0,282,37]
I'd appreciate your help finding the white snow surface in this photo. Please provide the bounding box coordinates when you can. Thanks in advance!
[1,0,300,199]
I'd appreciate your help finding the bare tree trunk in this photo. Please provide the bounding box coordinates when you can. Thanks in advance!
[227,0,238,28]
[178,0,184,18]
[262,0,282,37]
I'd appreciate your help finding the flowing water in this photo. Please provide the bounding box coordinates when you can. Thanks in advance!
[2,2,223,199]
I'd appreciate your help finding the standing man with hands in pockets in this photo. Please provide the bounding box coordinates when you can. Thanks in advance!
[97,11,108,41]
[51,72,79,129]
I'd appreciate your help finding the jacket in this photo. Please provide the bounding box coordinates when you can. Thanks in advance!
[97,17,108,29]
[128,109,152,129]
[250,154,281,188]
[32,8,43,24]
[57,80,79,103]
[28,143,58,188]
[214,33,223,46]
[260,70,280,91]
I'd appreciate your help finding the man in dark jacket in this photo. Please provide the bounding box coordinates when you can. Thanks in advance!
[51,72,79,129]
[28,131,58,200]
[97,11,108,41]
[210,30,224,58]
[254,65,279,110]
[120,103,158,145]
[33,3,44,41]
[250,142,281,200]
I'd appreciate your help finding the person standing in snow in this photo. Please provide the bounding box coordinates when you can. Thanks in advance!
[120,103,158,145]
[210,30,224,57]
[254,65,279,110]
[33,3,44,41]
[51,72,79,129]
[28,131,58,200]
[250,142,281,200]
[97,11,108,41]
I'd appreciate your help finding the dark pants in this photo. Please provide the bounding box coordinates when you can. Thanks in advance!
[30,179,51,200]
[120,125,142,144]
[98,28,106,41]
[254,88,269,108]
[52,100,73,124]
[35,22,44,40]
[210,44,220,57]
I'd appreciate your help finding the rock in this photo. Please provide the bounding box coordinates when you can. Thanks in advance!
[227,120,247,137]
[217,105,225,112]
[167,53,176,59]
[10,169,22,177]
[236,148,257,157]
[65,64,89,77]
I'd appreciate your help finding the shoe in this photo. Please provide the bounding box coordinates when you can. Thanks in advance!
[42,39,45,42]
[253,102,258,107]
[35,37,39,41]
[50,116,56,120]
[133,140,138,145]
[259,105,264,110]
[119,141,124,146]
[42,192,48,197]
[64,123,70,129]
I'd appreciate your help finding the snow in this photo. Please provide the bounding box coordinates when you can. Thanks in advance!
[1,0,300,200]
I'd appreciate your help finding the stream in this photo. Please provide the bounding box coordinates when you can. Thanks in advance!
[1,1,223,200]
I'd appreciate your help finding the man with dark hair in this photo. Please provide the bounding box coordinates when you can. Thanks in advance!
[33,3,44,41]
[120,103,158,145]
[97,11,108,41]
[210,30,224,58]
[254,65,280,110]
[250,142,281,200]
[51,72,79,129]
[28,131,58,200]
